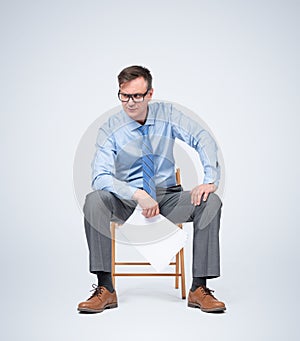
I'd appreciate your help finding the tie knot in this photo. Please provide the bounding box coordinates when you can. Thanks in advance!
[139,125,149,136]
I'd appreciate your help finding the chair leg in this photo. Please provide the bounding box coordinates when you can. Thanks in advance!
[111,222,116,288]
[180,247,186,299]
[175,253,179,289]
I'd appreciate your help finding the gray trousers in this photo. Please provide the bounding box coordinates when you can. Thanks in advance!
[83,185,222,278]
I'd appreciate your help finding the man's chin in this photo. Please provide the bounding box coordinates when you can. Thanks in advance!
[125,109,139,119]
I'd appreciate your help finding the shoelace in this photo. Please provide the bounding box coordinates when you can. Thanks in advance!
[88,284,105,301]
[201,286,216,299]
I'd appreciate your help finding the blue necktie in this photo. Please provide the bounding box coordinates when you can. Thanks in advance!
[139,125,156,200]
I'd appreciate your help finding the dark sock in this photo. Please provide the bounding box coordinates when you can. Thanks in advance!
[191,277,207,292]
[95,271,114,293]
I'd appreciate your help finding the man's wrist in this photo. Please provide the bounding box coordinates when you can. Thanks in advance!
[208,182,217,191]
[132,189,147,200]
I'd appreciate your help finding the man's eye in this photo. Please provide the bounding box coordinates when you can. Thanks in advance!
[120,94,129,99]
[133,94,143,99]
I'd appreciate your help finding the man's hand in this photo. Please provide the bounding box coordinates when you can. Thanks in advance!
[190,183,217,206]
[133,189,160,218]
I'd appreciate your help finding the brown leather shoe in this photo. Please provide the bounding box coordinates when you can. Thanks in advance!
[78,285,118,313]
[188,286,226,313]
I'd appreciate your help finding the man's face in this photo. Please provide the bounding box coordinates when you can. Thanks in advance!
[119,76,153,124]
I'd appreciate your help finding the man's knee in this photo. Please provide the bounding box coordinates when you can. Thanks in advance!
[193,192,222,230]
[83,190,113,215]
[205,192,222,211]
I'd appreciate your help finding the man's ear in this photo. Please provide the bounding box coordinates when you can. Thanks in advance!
[148,88,154,99]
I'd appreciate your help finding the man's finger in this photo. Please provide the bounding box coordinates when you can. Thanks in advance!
[203,191,209,201]
[142,205,159,218]
[196,190,204,205]
[193,191,200,205]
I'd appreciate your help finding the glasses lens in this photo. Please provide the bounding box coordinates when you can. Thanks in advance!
[118,93,129,102]
[132,94,144,102]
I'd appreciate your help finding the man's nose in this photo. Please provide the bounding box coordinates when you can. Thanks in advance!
[128,97,135,105]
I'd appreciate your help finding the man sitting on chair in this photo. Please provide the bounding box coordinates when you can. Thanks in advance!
[78,65,226,314]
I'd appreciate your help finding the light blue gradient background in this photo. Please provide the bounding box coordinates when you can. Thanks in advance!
[1,1,299,340]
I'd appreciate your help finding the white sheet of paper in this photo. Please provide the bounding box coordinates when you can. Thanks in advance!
[117,205,188,272]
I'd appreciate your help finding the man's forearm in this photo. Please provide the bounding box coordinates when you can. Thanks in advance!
[92,174,137,200]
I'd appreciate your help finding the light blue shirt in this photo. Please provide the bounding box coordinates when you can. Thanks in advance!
[92,102,220,200]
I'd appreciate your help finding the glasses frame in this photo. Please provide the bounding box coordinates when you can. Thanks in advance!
[118,89,149,103]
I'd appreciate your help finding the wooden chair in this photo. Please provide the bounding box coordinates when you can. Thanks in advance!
[111,168,186,299]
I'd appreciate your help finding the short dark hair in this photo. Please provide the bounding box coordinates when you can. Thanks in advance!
[118,65,152,90]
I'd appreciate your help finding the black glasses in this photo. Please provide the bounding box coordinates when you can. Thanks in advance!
[118,90,149,103]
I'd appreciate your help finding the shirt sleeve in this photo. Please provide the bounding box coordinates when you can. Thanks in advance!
[170,105,221,187]
[91,127,138,200]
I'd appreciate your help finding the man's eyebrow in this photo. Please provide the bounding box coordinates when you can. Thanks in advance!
[119,91,147,95]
